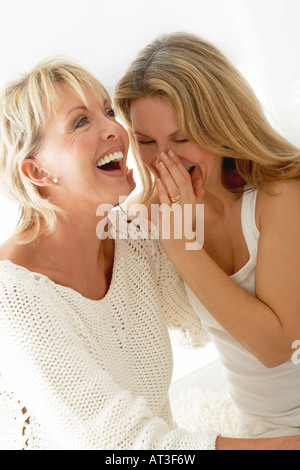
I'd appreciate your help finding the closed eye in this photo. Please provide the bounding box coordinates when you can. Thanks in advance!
[137,139,189,145]
[137,140,155,145]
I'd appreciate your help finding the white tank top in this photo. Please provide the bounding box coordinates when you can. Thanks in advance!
[185,187,300,438]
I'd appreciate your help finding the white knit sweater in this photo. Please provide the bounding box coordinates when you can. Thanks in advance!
[0,212,217,450]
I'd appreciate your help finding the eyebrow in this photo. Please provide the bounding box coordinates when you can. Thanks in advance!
[66,106,88,119]
[133,129,182,138]
[65,99,110,119]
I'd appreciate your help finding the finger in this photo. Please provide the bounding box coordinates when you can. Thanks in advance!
[190,164,202,183]
[193,178,205,199]
[160,152,193,198]
[168,151,190,178]
[158,161,180,199]
[160,152,188,185]
[156,178,172,206]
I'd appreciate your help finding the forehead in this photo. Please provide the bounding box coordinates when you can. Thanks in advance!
[51,82,109,115]
[130,96,180,135]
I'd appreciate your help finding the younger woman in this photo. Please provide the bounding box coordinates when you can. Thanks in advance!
[114,32,300,439]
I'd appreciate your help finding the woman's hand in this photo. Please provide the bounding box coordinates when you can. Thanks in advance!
[155,151,204,254]
[216,434,300,450]
[156,150,204,204]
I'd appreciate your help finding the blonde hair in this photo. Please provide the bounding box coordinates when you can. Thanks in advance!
[0,56,109,243]
[114,32,300,203]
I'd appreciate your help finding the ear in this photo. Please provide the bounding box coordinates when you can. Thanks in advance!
[19,159,55,187]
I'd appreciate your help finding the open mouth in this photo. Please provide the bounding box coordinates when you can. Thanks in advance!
[96,151,124,172]
[188,166,195,174]
[99,160,122,171]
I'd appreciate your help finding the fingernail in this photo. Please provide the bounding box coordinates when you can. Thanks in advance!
[161,152,169,161]
[159,162,166,171]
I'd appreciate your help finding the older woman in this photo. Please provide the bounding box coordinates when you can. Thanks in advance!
[0,57,299,451]
[114,32,300,439]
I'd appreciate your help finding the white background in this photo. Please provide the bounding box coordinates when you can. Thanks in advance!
[0,0,299,382]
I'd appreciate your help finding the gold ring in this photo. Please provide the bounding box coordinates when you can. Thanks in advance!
[170,194,181,205]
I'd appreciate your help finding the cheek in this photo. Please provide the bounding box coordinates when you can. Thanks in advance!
[119,125,129,153]
[135,147,160,179]
[136,145,153,167]
[182,146,214,165]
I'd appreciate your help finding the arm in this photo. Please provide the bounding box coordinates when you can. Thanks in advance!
[0,274,216,450]
[124,204,211,348]
[151,233,211,349]
[156,152,300,368]
[6,275,298,450]
[217,435,300,450]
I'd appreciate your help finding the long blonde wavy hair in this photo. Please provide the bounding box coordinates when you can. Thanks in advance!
[0,57,109,243]
[114,32,300,203]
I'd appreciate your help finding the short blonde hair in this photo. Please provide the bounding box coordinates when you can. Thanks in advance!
[0,56,109,244]
[114,32,300,203]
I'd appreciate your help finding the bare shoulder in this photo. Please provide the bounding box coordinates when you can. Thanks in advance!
[0,237,19,261]
[256,180,300,230]
[0,236,34,267]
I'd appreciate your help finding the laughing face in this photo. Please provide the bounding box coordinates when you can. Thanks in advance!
[130,96,220,188]
[34,83,131,214]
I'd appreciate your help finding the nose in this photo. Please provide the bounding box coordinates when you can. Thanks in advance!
[100,117,120,142]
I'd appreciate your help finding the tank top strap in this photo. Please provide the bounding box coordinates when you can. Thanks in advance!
[241,186,260,259]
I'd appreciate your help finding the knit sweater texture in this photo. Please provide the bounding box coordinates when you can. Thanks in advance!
[0,211,217,450]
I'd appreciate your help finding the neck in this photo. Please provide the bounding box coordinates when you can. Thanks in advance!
[203,181,242,216]
[22,212,112,277]
[200,162,243,216]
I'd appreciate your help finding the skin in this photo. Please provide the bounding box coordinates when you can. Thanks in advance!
[130,96,300,449]
[0,86,299,449]
[0,83,134,300]
[130,95,300,369]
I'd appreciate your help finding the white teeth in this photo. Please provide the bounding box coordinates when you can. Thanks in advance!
[96,151,124,168]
